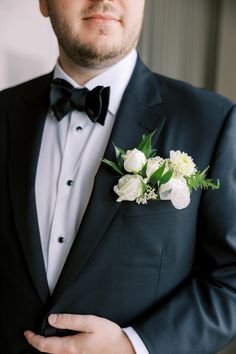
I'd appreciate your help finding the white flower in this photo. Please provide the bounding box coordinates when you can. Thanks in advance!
[169,150,196,177]
[114,174,144,202]
[136,185,157,204]
[122,148,146,173]
[146,156,164,180]
[159,177,190,209]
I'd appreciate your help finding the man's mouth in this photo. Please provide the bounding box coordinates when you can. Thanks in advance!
[83,13,121,24]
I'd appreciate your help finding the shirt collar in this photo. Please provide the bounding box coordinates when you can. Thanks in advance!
[53,50,137,116]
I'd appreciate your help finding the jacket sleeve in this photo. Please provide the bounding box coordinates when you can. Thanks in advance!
[132,105,236,354]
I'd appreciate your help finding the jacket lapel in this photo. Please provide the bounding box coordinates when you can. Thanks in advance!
[51,59,167,302]
[9,74,52,303]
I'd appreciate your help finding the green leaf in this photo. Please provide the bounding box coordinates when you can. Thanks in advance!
[102,159,124,176]
[160,169,174,184]
[113,144,125,170]
[141,178,148,193]
[149,162,166,186]
[140,162,148,178]
[185,166,220,192]
[137,130,157,158]
[113,144,125,157]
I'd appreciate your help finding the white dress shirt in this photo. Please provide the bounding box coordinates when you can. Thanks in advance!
[35,49,148,354]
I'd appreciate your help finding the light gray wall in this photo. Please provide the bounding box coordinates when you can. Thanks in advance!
[138,0,219,90]
[215,0,236,101]
[0,0,58,90]
[138,0,236,102]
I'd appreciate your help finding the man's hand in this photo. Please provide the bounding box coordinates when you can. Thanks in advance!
[24,314,136,354]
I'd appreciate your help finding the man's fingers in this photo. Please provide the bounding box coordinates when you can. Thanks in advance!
[24,330,73,354]
[49,313,100,332]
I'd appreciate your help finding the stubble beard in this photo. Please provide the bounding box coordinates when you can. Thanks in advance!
[57,24,141,69]
[48,5,143,69]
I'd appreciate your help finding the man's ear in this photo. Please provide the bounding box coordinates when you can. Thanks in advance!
[39,0,49,17]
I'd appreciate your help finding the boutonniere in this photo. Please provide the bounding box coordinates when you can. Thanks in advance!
[103,131,220,210]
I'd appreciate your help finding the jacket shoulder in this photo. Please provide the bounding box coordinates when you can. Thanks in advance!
[153,72,235,116]
[0,73,52,111]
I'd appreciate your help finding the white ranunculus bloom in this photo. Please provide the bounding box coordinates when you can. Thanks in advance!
[169,150,196,177]
[114,174,144,202]
[146,156,164,180]
[122,148,146,173]
[159,177,190,209]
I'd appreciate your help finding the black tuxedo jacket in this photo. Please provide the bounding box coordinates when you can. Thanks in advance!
[1,58,236,354]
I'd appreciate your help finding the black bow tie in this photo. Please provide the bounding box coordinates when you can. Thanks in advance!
[50,78,110,125]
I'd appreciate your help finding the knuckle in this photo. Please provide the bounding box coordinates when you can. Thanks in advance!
[63,337,76,354]
[37,338,46,351]
[61,313,72,326]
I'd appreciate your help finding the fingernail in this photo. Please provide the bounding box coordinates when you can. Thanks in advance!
[49,314,58,324]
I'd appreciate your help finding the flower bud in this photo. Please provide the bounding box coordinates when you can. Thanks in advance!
[122,149,146,173]
[114,174,144,202]
[146,156,164,180]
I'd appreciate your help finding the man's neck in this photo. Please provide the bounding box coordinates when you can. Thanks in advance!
[58,51,119,86]
[58,60,105,86]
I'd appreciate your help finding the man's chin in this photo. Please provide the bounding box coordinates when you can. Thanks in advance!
[84,35,122,48]
[77,50,124,69]
[75,42,124,62]
[60,36,130,68]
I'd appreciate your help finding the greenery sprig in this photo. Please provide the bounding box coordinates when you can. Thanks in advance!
[102,131,220,209]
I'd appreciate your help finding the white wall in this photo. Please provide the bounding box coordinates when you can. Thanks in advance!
[0,0,58,90]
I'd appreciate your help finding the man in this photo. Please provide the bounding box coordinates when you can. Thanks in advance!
[1,0,236,353]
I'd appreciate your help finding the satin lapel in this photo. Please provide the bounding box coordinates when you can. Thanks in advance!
[9,74,52,303]
[51,59,167,302]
